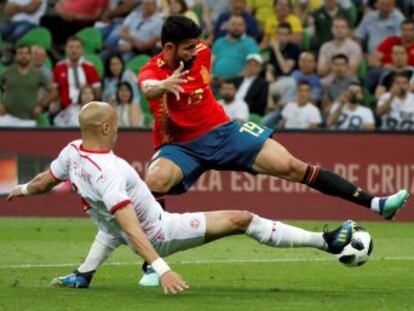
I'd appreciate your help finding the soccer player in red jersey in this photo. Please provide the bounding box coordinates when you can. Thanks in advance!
[134,15,409,286]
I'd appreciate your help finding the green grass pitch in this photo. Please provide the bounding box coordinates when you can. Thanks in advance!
[0,218,413,311]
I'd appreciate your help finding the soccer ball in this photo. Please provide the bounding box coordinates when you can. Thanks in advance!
[336,226,373,267]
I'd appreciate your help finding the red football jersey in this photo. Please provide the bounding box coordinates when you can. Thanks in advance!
[138,41,230,150]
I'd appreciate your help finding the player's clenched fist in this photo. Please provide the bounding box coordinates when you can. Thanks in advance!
[160,270,189,294]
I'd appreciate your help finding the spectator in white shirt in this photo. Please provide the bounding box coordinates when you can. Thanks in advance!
[219,79,249,122]
[376,72,414,130]
[0,0,46,43]
[327,82,375,130]
[279,80,322,129]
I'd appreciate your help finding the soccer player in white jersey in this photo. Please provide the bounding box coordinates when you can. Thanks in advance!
[8,102,359,294]
[327,82,375,130]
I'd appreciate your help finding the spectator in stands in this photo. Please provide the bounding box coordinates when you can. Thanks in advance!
[102,0,162,61]
[1,0,47,44]
[218,79,249,122]
[327,82,375,130]
[354,0,405,54]
[0,45,53,124]
[203,0,228,22]
[41,0,108,45]
[212,15,259,79]
[235,54,268,116]
[376,73,414,130]
[164,0,200,25]
[317,17,362,80]
[322,54,359,117]
[265,23,300,80]
[214,0,260,41]
[279,80,322,129]
[293,0,323,27]
[102,54,140,106]
[267,51,322,110]
[262,0,303,48]
[372,20,414,67]
[52,36,101,111]
[54,84,96,127]
[31,44,51,80]
[116,81,143,127]
[247,0,273,29]
[309,0,352,50]
[98,0,139,44]
[375,44,414,97]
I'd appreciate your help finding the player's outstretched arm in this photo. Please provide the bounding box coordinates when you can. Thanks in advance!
[114,204,189,294]
[6,170,59,201]
[140,62,188,101]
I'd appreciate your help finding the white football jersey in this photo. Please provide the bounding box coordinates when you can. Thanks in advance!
[377,93,414,130]
[282,102,322,129]
[49,140,163,239]
[329,103,375,130]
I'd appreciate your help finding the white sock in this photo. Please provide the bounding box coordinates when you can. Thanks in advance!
[245,214,327,250]
[370,197,381,213]
[77,239,114,273]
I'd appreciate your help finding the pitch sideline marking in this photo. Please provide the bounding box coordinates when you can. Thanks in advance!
[1,256,414,269]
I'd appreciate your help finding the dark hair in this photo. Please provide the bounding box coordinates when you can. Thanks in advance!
[393,72,410,82]
[332,53,349,64]
[116,81,133,104]
[297,80,311,88]
[278,22,292,33]
[333,17,350,28]
[161,15,202,46]
[273,0,293,9]
[221,78,239,87]
[401,19,414,28]
[105,54,125,79]
[15,44,30,52]
[66,36,83,46]
[170,0,188,13]
[78,85,95,105]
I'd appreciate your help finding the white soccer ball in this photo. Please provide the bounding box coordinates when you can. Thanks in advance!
[336,226,373,267]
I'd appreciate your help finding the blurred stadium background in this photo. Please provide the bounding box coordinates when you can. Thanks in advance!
[0,0,413,310]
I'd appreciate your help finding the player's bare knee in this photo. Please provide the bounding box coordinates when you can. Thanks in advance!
[283,156,306,182]
[145,172,173,193]
[229,211,253,232]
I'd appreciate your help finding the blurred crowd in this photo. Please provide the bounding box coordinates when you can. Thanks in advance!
[1,0,414,131]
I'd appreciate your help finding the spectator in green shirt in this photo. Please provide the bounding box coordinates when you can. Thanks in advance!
[0,45,54,122]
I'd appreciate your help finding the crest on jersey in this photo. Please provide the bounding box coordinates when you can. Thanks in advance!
[190,218,200,229]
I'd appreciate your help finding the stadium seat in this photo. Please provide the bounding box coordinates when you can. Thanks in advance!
[76,28,103,54]
[249,113,263,125]
[126,54,151,74]
[17,27,52,50]
[84,54,104,79]
[358,59,368,82]
[302,30,312,51]
[143,112,154,128]
[140,95,154,128]
[349,3,358,27]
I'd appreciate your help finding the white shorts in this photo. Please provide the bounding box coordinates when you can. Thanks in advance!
[150,212,206,257]
[95,212,206,258]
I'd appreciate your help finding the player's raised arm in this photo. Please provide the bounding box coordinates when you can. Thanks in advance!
[113,203,189,294]
[140,62,188,101]
[6,170,60,201]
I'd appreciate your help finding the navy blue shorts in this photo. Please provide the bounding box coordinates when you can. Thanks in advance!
[152,121,273,194]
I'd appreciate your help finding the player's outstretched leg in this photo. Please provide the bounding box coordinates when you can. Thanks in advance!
[51,231,117,288]
[204,211,354,254]
[253,139,409,220]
